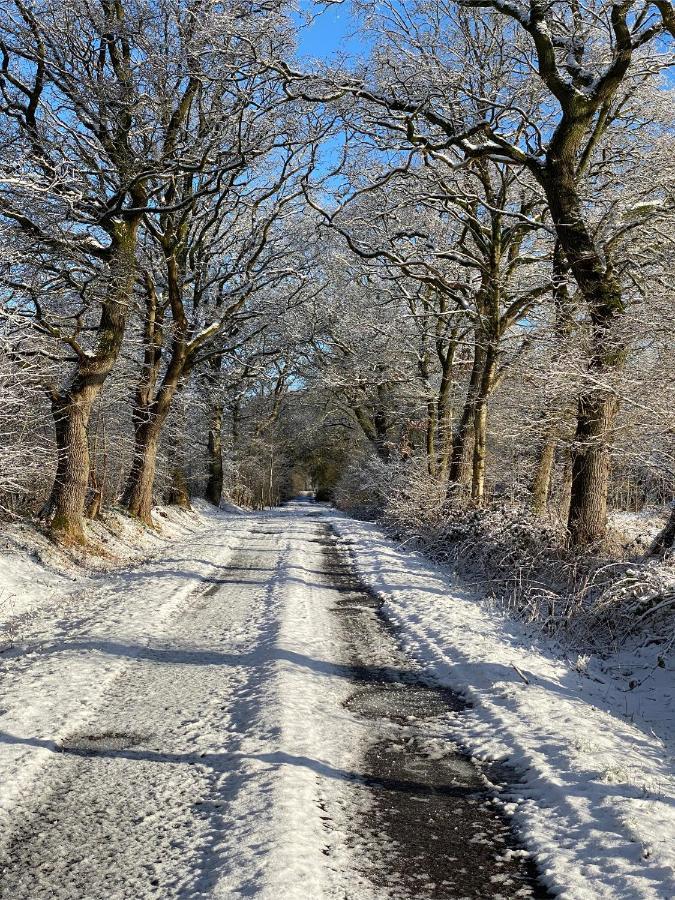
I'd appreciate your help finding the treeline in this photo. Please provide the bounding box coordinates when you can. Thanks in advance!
[0,0,674,556]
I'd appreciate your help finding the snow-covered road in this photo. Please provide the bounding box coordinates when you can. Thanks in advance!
[0,501,673,899]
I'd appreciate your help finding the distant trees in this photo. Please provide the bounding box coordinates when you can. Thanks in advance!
[120,130,315,524]
[303,150,555,504]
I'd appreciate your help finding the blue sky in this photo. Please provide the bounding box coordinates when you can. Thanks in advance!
[294,2,365,62]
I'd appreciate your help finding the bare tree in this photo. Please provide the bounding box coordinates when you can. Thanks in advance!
[119,94,315,523]
[0,0,292,540]
[303,150,551,503]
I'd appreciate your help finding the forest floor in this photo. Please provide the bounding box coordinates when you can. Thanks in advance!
[0,499,673,899]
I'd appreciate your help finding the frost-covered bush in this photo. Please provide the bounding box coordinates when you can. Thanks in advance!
[334,457,396,519]
[580,560,675,651]
[413,505,675,652]
[380,458,448,535]
[0,347,55,517]
[418,506,672,650]
[343,455,675,653]
[336,456,450,525]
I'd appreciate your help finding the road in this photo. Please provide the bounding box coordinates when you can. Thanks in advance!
[0,502,544,899]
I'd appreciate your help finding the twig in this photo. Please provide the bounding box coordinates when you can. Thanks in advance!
[511,663,530,685]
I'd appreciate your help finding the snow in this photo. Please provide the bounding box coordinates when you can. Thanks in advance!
[0,500,220,627]
[331,512,675,900]
[208,515,375,899]
[608,507,671,555]
[0,500,673,898]
[0,503,379,898]
[0,502,251,864]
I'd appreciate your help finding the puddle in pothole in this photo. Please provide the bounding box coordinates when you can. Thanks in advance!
[346,682,465,723]
[335,593,381,610]
[319,523,551,899]
[57,731,149,755]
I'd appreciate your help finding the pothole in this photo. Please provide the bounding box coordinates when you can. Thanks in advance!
[57,731,149,755]
[365,737,483,793]
[346,682,465,723]
[203,579,229,597]
[361,734,548,898]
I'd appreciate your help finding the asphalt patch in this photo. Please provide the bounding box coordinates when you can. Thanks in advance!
[57,731,149,756]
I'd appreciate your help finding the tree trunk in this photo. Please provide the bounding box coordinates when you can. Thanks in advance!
[168,465,191,509]
[42,386,98,543]
[531,428,557,516]
[543,161,624,545]
[418,350,438,477]
[121,246,193,525]
[42,230,138,543]
[120,274,171,525]
[559,448,573,525]
[122,365,186,524]
[374,380,392,461]
[426,397,437,477]
[352,404,391,462]
[447,336,485,500]
[231,399,241,445]
[206,398,225,506]
[121,419,162,525]
[471,403,488,505]
[166,377,191,511]
[471,346,498,505]
[86,401,105,520]
[649,505,675,557]
[436,362,454,478]
[40,396,69,521]
[87,468,103,520]
[567,391,618,545]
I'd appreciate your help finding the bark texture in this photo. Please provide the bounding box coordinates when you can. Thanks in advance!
[541,139,625,544]
[567,392,618,545]
[43,234,138,543]
[168,465,191,509]
[121,361,187,526]
[531,429,557,516]
[471,345,498,504]
[447,337,485,498]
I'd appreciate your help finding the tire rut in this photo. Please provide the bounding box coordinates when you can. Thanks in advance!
[319,524,550,899]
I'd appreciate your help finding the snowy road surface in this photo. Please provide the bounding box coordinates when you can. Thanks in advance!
[0,501,673,899]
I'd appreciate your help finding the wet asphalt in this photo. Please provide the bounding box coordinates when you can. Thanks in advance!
[320,524,550,900]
